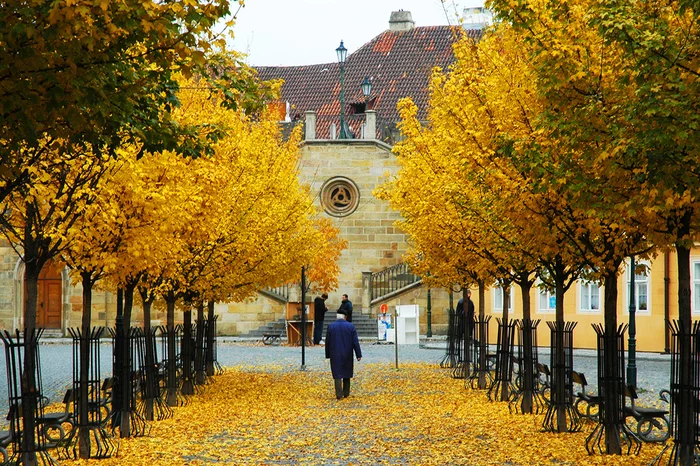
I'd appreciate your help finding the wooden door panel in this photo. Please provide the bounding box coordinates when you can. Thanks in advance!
[34,260,63,329]
[43,280,62,328]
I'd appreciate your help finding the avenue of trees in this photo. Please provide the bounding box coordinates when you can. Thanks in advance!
[0,1,345,462]
[378,0,699,460]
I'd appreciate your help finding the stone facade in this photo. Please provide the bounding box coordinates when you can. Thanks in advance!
[301,139,406,310]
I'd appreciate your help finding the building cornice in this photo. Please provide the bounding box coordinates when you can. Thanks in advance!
[301,139,394,153]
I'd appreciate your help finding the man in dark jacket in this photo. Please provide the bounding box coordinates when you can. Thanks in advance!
[466,289,475,340]
[325,310,362,400]
[338,294,353,322]
[455,296,465,360]
[313,293,328,345]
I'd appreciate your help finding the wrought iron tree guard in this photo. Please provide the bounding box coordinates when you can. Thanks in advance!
[651,320,700,465]
[205,303,223,376]
[137,328,172,422]
[180,316,202,396]
[193,319,208,387]
[160,325,189,407]
[64,327,117,459]
[469,316,493,390]
[542,321,582,433]
[181,310,195,395]
[106,327,149,438]
[585,323,640,455]
[488,318,516,402]
[204,315,223,377]
[509,319,545,415]
[452,309,470,379]
[0,329,58,465]
[440,308,459,369]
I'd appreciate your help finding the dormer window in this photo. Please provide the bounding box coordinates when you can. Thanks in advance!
[350,102,367,114]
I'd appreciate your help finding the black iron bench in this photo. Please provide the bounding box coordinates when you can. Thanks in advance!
[572,371,601,422]
[0,405,18,464]
[536,362,551,402]
[624,384,670,443]
[261,332,282,346]
[38,388,75,447]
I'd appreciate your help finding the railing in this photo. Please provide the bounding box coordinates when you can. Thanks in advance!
[370,263,421,302]
[261,285,290,303]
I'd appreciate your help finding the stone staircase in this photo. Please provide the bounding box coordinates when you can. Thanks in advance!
[246,319,286,338]
[246,312,378,340]
[319,312,378,340]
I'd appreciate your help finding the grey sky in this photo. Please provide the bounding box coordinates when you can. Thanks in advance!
[229,0,484,67]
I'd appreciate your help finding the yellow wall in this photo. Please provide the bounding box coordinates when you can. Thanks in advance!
[478,251,697,353]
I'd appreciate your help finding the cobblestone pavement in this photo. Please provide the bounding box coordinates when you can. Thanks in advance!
[0,337,672,414]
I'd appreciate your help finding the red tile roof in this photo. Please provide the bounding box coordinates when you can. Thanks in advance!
[257,26,482,137]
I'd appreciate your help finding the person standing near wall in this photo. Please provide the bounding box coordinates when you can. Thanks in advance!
[325,309,362,400]
[466,289,475,340]
[338,294,353,322]
[313,293,329,345]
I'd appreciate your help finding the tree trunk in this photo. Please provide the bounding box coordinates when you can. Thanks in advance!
[139,288,155,422]
[118,282,136,437]
[205,301,216,376]
[602,270,622,455]
[78,271,94,458]
[499,284,511,401]
[195,303,206,385]
[477,280,487,389]
[554,255,567,432]
[22,255,41,466]
[165,291,178,406]
[676,226,694,465]
[519,276,534,414]
[181,308,194,395]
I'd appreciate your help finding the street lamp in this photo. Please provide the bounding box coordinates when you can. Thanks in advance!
[336,40,349,139]
[361,76,372,108]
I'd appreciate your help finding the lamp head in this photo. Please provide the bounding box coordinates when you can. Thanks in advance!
[336,40,347,64]
[361,76,372,97]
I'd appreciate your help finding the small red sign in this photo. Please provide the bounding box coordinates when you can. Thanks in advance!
[380,303,388,314]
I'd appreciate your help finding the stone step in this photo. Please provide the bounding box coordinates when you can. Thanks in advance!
[246,313,380,339]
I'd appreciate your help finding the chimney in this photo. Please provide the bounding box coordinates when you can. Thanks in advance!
[389,10,415,32]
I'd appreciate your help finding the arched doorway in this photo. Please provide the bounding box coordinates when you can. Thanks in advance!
[35,260,62,328]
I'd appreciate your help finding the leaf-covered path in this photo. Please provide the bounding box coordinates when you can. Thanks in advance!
[63,363,664,465]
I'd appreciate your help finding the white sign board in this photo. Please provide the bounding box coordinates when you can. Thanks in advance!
[395,305,419,344]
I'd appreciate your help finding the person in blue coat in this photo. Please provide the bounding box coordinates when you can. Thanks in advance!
[325,309,362,400]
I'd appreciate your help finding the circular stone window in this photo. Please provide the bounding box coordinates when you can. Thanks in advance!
[320,177,360,217]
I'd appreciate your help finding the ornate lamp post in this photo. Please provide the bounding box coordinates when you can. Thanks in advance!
[361,76,372,107]
[336,40,349,139]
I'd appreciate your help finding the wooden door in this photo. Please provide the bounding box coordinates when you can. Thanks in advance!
[36,261,62,328]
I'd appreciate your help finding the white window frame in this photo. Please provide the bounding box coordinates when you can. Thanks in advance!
[693,259,700,315]
[626,258,650,315]
[537,283,556,315]
[578,280,602,314]
[493,286,513,313]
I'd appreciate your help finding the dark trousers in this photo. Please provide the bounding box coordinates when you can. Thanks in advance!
[334,378,351,399]
[313,320,324,344]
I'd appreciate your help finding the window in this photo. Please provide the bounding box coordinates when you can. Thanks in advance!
[493,286,513,313]
[538,286,556,314]
[693,261,700,314]
[579,280,601,314]
[627,259,650,314]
